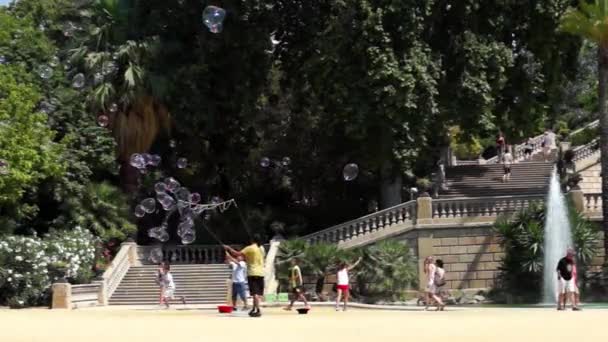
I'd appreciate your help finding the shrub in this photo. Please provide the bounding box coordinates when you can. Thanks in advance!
[449,126,483,160]
[0,227,98,307]
[353,241,417,302]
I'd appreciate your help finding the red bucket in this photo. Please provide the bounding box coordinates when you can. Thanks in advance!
[217,305,233,314]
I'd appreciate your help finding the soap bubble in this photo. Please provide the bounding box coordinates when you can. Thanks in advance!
[97,115,109,127]
[141,198,156,213]
[169,140,177,148]
[148,226,163,239]
[177,158,188,169]
[0,55,6,64]
[148,247,163,263]
[158,230,170,242]
[176,188,191,202]
[202,6,226,33]
[165,177,180,192]
[282,157,291,166]
[190,192,201,204]
[134,205,146,218]
[129,153,146,169]
[147,154,161,166]
[260,157,270,168]
[180,229,196,245]
[49,56,60,67]
[109,103,118,113]
[211,196,221,205]
[39,100,56,114]
[0,160,9,175]
[154,182,167,194]
[37,65,53,79]
[72,73,85,89]
[157,193,176,211]
[101,61,117,76]
[343,163,359,181]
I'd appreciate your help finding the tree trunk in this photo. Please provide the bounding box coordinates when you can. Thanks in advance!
[598,45,608,261]
[379,161,402,209]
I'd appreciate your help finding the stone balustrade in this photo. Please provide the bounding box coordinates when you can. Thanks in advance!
[456,132,546,166]
[432,195,544,223]
[136,244,242,264]
[572,138,600,162]
[302,200,417,246]
[584,193,602,215]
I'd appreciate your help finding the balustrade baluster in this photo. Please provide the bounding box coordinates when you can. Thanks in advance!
[371,217,377,231]
[389,211,395,225]
[397,209,404,224]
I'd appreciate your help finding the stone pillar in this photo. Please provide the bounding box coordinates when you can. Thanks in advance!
[52,281,72,310]
[568,187,585,213]
[416,195,433,225]
[121,242,137,266]
[225,279,233,305]
[93,280,107,305]
[417,237,434,291]
[264,236,283,296]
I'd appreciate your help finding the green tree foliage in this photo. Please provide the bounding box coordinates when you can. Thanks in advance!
[0,63,65,232]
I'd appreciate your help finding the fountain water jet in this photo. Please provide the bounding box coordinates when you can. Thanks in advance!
[542,168,573,303]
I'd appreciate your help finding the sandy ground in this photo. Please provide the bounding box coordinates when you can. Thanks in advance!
[0,306,605,342]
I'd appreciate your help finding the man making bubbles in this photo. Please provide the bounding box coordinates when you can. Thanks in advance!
[556,248,581,311]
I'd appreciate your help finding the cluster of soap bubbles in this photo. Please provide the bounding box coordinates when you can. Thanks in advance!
[137,175,236,260]
[203,5,226,33]
[260,156,291,168]
[130,153,162,173]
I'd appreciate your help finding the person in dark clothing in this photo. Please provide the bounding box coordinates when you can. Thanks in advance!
[556,248,580,311]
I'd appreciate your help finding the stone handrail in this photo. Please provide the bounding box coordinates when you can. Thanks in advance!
[568,119,599,138]
[572,138,599,162]
[137,244,242,264]
[100,242,135,303]
[302,200,417,245]
[456,132,546,166]
[71,283,101,308]
[432,194,545,220]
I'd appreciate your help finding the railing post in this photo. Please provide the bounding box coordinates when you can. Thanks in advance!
[122,241,138,266]
[416,194,433,225]
[93,280,107,305]
[568,186,585,213]
[52,280,72,310]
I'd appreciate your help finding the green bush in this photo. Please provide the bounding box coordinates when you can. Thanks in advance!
[0,227,98,307]
[449,126,483,160]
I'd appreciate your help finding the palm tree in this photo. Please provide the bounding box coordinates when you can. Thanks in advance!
[561,0,608,258]
[67,0,171,189]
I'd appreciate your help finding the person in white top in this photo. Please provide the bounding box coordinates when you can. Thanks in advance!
[335,257,362,311]
[225,253,248,311]
[424,256,445,311]
[502,146,514,183]
[542,129,556,162]
[158,263,185,309]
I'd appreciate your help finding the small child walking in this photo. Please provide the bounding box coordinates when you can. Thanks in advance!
[335,257,362,312]
[284,258,310,311]
[502,146,513,183]
[156,262,166,306]
[159,263,185,309]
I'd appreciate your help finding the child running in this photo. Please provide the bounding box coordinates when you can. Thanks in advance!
[156,262,166,306]
[158,263,186,309]
[284,258,310,311]
[225,252,249,311]
[335,257,362,311]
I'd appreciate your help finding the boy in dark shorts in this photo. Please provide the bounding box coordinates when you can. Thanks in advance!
[284,258,309,310]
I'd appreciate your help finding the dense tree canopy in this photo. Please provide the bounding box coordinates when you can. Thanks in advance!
[0,0,595,244]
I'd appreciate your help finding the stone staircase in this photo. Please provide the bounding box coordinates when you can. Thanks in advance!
[441,161,554,198]
[108,264,230,305]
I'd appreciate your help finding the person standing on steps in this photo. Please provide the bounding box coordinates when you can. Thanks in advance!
[284,258,310,311]
[496,131,506,160]
[542,128,557,162]
[224,235,265,317]
[335,257,362,311]
[502,145,513,183]
[556,248,581,311]
[523,138,534,160]
[225,252,249,311]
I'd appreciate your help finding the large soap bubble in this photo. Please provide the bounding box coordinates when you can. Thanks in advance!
[202,5,226,33]
[260,157,270,168]
[134,205,146,218]
[165,177,180,192]
[129,153,146,169]
[177,158,188,169]
[343,163,359,181]
[154,182,167,194]
[0,55,6,64]
[72,73,85,89]
[148,247,163,263]
[180,229,196,245]
[97,115,109,127]
[141,198,156,213]
[0,160,9,175]
[37,65,53,79]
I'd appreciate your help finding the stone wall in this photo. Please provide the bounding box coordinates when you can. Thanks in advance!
[579,163,601,194]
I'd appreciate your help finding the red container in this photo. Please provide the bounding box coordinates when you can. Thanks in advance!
[217,305,233,314]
